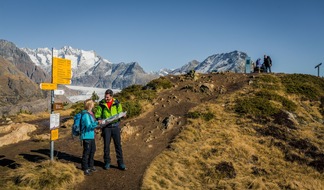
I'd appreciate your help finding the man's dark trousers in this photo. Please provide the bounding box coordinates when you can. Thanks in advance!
[102,126,124,165]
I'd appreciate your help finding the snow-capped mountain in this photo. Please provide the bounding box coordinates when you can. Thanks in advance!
[21,46,158,89]
[159,51,248,75]
[21,45,249,89]
[169,60,200,75]
[21,46,110,77]
[195,50,247,73]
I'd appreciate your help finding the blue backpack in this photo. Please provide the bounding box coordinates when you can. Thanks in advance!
[72,112,89,138]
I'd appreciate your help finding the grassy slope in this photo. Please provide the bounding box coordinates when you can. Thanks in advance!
[142,74,324,190]
[1,73,323,190]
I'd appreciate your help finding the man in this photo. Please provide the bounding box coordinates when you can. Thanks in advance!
[95,89,126,170]
[263,54,272,73]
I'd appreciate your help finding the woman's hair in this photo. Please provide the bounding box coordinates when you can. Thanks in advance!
[84,99,94,110]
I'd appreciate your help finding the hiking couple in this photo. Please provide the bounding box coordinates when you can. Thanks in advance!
[255,55,272,73]
[79,89,126,176]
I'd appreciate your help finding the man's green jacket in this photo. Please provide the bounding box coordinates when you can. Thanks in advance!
[95,98,122,120]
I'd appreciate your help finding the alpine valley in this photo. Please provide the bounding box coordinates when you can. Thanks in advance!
[0,39,248,115]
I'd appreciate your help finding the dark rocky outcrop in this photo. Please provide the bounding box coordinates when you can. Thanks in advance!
[0,56,46,108]
[0,39,49,83]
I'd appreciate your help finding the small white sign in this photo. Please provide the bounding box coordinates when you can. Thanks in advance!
[50,113,60,130]
[54,90,65,95]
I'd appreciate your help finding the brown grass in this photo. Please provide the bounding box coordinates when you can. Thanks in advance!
[142,99,324,189]
[2,160,84,190]
[11,109,73,123]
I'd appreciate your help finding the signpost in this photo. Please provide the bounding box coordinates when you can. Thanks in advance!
[39,48,73,161]
[53,102,64,110]
[53,57,72,84]
[50,113,60,130]
[315,63,322,77]
[40,83,57,90]
[51,128,59,141]
[54,89,64,95]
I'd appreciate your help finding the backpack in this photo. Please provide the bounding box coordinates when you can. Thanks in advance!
[72,112,89,138]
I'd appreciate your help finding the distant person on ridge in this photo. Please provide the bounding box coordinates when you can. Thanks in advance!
[80,99,101,176]
[263,54,272,73]
[95,89,127,170]
[255,58,262,73]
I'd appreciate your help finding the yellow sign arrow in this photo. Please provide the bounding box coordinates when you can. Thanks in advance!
[51,128,59,141]
[40,83,57,90]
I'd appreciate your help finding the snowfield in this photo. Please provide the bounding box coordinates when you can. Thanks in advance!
[65,85,120,102]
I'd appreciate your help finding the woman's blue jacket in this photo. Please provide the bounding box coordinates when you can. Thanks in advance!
[80,110,98,140]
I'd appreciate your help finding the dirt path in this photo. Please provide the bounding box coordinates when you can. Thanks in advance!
[73,99,198,189]
[0,73,249,189]
[0,89,198,190]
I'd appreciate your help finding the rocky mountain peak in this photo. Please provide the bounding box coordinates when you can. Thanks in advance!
[0,39,49,83]
[18,41,249,89]
[195,50,247,73]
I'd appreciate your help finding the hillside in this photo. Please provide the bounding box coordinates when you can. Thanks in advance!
[0,57,45,107]
[0,39,49,83]
[0,57,77,116]
[0,72,323,190]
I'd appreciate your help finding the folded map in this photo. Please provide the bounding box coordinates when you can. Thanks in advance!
[101,111,127,125]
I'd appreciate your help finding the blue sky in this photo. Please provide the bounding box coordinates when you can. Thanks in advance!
[1,0,324,76]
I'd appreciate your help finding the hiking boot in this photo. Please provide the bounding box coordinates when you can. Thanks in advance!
[90,167,97,172]
[104,163,110,170]
[84,169,91,176]
[118,164,127,171]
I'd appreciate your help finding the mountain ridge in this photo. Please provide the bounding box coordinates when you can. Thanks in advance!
[0,39,251,114]
[21,45,250,88]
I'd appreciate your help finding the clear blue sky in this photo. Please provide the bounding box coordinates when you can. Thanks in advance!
[1,0,324,76]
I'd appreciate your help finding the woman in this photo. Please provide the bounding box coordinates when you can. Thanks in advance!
[80,99,101,175]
